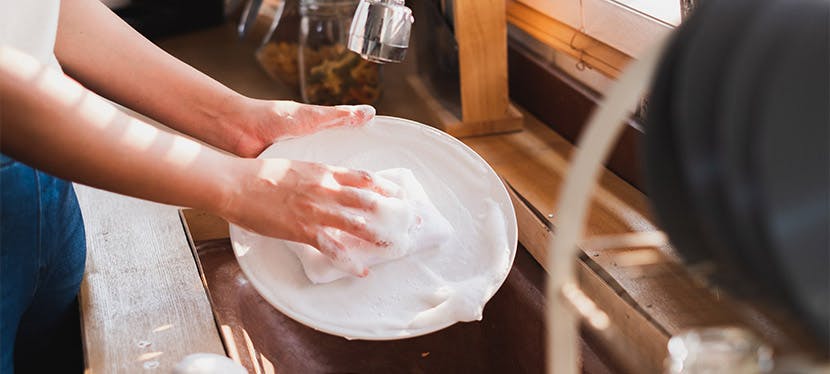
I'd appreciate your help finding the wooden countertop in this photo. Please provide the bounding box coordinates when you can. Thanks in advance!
[78,23,818,373]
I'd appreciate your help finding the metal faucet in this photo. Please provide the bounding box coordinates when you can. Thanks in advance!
[347,0,414,63]
[239,0,413,63]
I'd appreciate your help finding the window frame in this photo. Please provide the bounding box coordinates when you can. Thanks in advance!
[514,0,676,59]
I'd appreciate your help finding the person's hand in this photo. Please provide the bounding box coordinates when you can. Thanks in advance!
[227,98,376,158]
[218,158,397,276]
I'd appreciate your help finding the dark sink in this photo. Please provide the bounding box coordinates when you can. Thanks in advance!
[194,239,619,373]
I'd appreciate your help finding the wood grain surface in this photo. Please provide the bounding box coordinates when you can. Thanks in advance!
[76,186,224,373]
[455,0,511,123]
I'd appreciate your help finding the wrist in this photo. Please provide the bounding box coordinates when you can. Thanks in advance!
[206,155,248,223]
[218,96,274,158]
[208,157,292,230]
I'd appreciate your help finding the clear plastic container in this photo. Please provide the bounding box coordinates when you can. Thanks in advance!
[298,0,381,105]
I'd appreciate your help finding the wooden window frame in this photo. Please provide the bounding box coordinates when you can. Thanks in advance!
[513,0,677,59]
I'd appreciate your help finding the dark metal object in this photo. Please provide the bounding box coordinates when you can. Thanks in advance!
[644,0,829,349]
[734,0,829,347]
[672,0,769,294]
[644,4,714,267]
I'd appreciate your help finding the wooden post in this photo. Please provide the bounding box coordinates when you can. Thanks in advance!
[408,0,523,138]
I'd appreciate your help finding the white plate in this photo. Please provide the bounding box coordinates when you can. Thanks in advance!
[229,116,518,340]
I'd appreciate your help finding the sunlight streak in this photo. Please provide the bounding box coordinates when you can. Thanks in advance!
[260,353,275,374]
[0,47,41,80]
[152,324,174,333]
[242,329,262,374]
[613,248,661,267]
[561,282,610,330]
[121,117,161,151]
[136,351,163,361]
[221,325,242,362]
[581,230,668,251]
[163,134,203,167]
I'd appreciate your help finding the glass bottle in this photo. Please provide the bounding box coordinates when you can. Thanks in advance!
[298,0,382,105]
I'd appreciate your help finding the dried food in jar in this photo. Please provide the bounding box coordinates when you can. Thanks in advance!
[256,41,301,89]
[302,45,381,105]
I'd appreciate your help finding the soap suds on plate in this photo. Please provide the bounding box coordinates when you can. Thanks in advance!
[230,116,517,340]
[287,168,454,284]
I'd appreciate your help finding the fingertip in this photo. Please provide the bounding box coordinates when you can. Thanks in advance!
[355,104,376,121]
[356,169,373,182]
[373,179,403,198]
[343,258,368,278]
[336,104,376,126]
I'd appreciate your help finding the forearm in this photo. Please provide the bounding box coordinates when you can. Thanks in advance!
[0,47,234,213]
[2,46,392,272]
[54,0,255,155]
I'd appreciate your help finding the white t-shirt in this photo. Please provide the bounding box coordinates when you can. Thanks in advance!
[0,0,62,66]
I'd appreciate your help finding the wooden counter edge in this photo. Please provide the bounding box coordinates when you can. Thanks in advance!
[77,187,225,373]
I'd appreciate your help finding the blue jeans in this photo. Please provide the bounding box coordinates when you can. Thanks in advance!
[1,154,86,373]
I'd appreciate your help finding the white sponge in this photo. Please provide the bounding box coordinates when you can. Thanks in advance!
[288,168,453,283]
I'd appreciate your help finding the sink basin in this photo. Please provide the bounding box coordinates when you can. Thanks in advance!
[193,238,619,373]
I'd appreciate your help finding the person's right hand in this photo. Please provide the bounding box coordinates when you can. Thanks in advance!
[217,158,398,277]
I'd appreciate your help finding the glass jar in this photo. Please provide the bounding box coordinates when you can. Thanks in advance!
[299,0,382,105]
[256,0,302,92]
[665,327,773,374]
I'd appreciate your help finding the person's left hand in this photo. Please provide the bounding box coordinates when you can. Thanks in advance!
[227,98,376,158]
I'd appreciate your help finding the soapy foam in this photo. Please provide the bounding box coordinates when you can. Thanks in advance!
[230,116,516,339]
[288,168,454,283]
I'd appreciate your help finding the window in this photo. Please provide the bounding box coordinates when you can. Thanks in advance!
[612,0,681,26]
[514,0,678,58]
[504,0,687,188]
